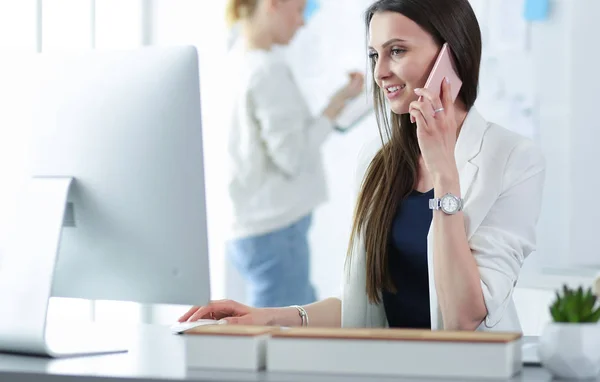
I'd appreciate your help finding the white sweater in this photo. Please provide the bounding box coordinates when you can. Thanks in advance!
[223,43,333,239]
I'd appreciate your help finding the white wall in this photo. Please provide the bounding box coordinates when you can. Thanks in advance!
[521,0,600,274]
[518,0,571,275]
[0,1,37,52]
[567,0,600,268]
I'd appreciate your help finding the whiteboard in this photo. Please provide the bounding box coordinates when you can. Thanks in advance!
[285,0,374,116]
[472,0,538,141]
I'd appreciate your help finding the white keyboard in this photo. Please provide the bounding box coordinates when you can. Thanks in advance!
[169,319,220,334]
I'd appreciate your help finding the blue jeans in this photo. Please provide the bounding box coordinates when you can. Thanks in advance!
[226,214,317,308]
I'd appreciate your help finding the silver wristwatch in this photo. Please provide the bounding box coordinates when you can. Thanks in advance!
[429,193,463,215]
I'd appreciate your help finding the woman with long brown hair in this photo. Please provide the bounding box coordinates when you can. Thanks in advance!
[181,0,545,332]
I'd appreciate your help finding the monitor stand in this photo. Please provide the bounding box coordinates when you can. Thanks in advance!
[0,177,128,357]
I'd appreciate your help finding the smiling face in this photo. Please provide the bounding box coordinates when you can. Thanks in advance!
[368,11,441,114]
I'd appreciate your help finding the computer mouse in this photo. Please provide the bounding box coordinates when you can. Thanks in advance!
[169,319,222,334]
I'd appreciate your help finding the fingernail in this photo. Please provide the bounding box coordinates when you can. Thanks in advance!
[414,88,422,93]
[217,319,228,325]
[444,77,450,84]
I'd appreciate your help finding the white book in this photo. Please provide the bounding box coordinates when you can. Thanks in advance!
[182,325,279,371]
[334,91,373,133]
[267,327,523,379]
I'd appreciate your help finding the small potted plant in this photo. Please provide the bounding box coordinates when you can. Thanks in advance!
[538,285,600,379]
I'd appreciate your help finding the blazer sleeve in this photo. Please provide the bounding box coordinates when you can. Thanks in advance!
[249,61,333,178]
[470,139,546,328]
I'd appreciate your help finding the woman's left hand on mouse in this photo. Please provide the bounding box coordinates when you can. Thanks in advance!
[178,299,276,326]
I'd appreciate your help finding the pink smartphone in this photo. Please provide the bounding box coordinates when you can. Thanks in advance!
[422,43,462,102]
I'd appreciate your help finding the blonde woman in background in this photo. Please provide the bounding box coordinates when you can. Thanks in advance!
[222,0,364,308]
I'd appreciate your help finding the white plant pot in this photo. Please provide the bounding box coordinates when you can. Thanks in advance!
[538,322,600,379]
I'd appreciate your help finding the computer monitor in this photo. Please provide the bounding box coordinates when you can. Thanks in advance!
[0,46,211,357]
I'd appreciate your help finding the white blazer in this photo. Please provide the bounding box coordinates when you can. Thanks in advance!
[341,108,546,332]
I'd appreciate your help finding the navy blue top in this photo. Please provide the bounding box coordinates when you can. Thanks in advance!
[382,189,433,329]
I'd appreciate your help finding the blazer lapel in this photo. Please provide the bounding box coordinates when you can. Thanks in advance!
[454,108,488,199]
[427,107,489,330]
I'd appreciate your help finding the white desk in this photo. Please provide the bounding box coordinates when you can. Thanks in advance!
[0,324,589,382]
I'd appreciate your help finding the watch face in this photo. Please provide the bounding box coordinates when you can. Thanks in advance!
[441,194,460,213]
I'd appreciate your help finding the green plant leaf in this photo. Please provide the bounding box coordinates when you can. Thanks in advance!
[587,307,600,323]
[550,304,560,322]
[551,290,564,322]
[565,296,578,322]
[576,287,584,316]
[552,308,567,322]
[549,284,600,323]
[583,288,597,315]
